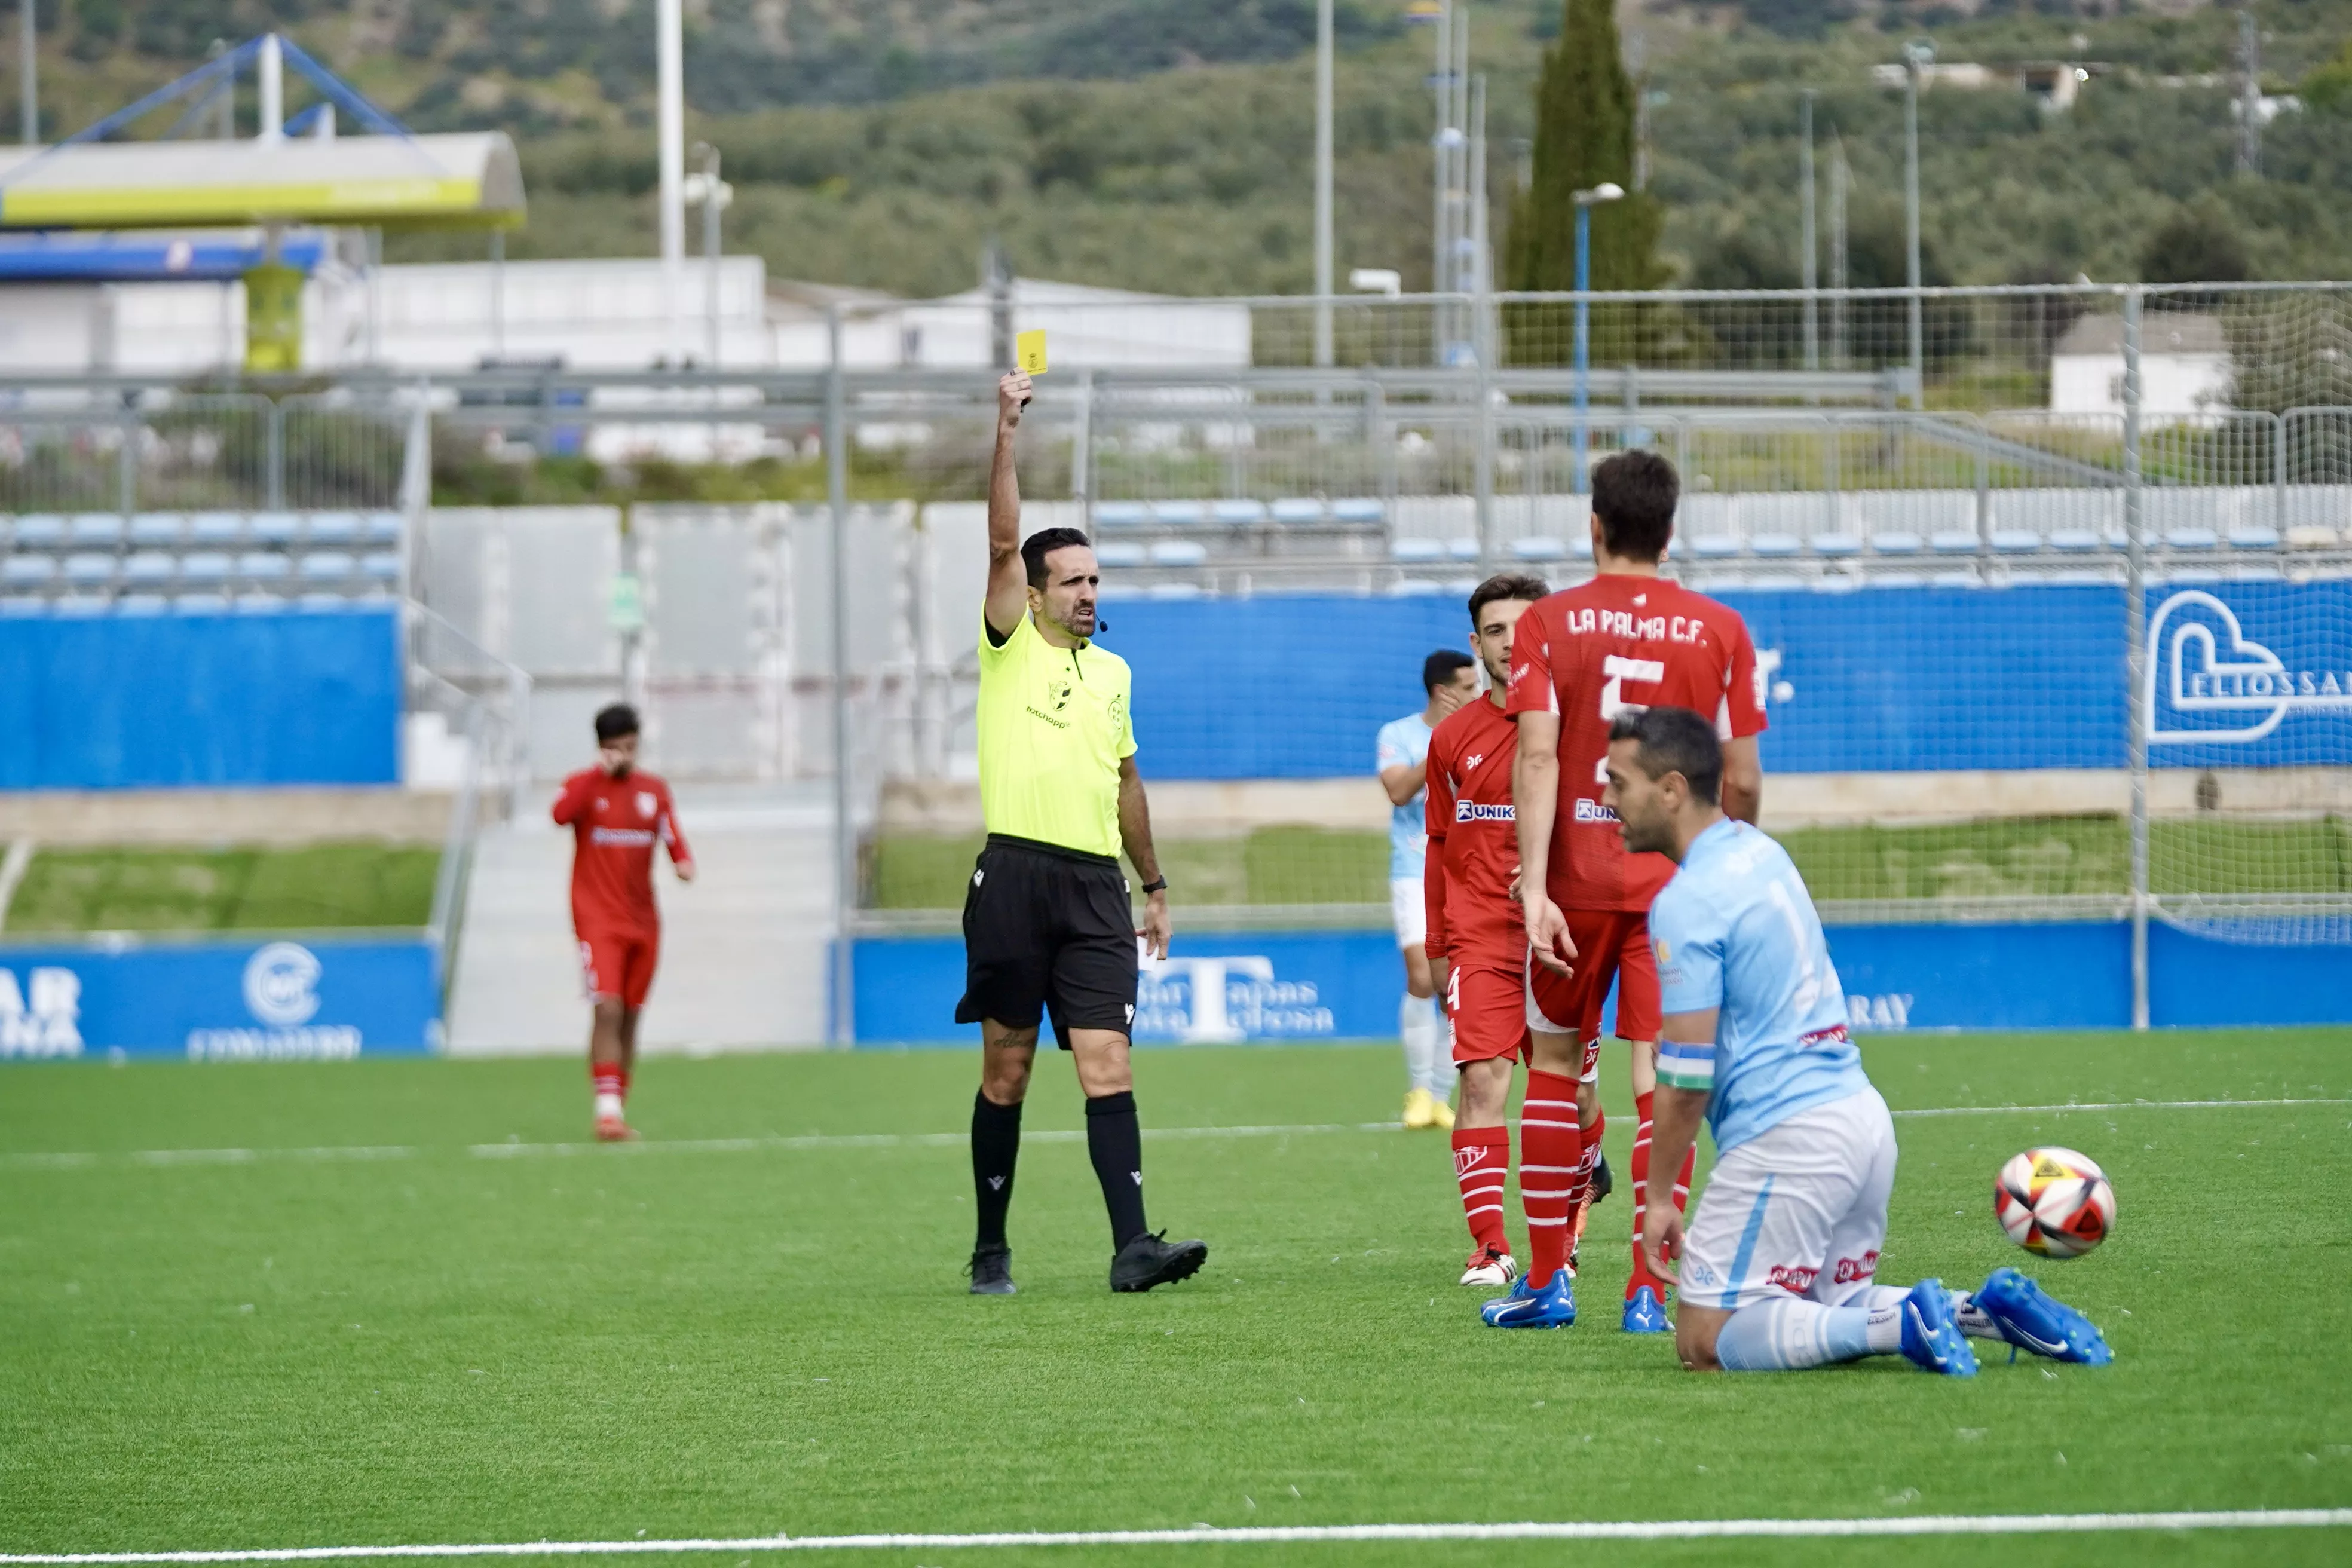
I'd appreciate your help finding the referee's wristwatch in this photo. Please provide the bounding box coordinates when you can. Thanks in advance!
[1140,877,1168,895]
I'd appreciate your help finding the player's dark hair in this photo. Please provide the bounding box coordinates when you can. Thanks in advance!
[1591,449,1680,562]
[593,703,640,744]
[1609,706,1722,806]
[1022,527,1094,588]
[1467,573,1549,626]
[1422,648,1475,694]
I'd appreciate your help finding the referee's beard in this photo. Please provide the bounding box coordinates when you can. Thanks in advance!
[1036,597,1097,641]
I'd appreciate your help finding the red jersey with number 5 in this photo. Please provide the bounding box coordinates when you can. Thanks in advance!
[1504,574,1766,911]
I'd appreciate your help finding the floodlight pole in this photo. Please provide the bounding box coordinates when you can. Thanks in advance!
[1799,89,1818,375]
[259,32,283,143]
[1571,183,1622,495]
[1312,0,1333,369]
[17,0,33,145]
[657,0,685,369]
[1903,41,1930,408]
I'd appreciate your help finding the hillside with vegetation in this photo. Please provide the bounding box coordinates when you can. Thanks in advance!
[15,1,2352,295]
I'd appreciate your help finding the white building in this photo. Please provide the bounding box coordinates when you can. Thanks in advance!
[2048,312,2232,425]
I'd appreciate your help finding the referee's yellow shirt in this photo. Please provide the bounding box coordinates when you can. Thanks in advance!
[975,611,1135,858]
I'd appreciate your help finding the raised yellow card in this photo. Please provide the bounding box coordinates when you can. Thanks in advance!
[1016,329,1048,375]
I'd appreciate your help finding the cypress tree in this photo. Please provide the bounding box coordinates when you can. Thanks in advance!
[1506,0,1664,299]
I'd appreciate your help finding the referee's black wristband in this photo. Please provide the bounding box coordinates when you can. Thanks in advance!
[1139,877,1168,895]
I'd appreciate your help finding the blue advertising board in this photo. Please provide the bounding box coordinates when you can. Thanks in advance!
[1097,581,2351,779]
[0,935,440,1061]
[0,607,402,790]
[851,917,2348,1044]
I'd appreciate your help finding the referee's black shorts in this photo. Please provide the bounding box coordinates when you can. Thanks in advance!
[956,834,1138,1049]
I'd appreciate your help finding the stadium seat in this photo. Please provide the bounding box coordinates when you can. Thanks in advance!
[1864,571,1926,589]
[1811,533,1863,556]
[1990,529,2042,554]
[1390,538,1445,563]
[2043,569,2117,586]
[305,512,363,544]
[1093,541,1147,568]
[232,593,287,613]
[1092,501,1148,527]
[1144,582,1203,600]
[360,552,402,584]
[1446,537,1481,561]
[1149,500,1206,526]
[300,552,357,583]
[364,512,405,544]
[2286,524,2342,549]
[0,597,44,616]
[1750,533,1803,558]
[1147,540,1208,567]
[1811,572,1864,593]
[1383,578,1444,596]
[52,593,111,616]
[1747,573,1807,591]
[2164,526,2219,550]
[189,512,244,545]
[130,513,185,546]
[1331,498,1386,525]
[172,593,231,614]
[122,552,177,585]
[68,513,124,546]
[249,512,302,544]
[1930,529,1980,554]
[2224,524,2279,549]
[1930,568,1982,588]
[1868,531,1922,555]
[237,552,292,582]
[2047,529,2103,552]
[1512,537,1568,561]
[10,513,65,547]
[1212,500,1268,525]
[2,555,56,587]
[114,593,169,615]
[179,552,234,584]
[1269,498,1324,524]
[62,552,117,587]
[298,592,353,609]
[1441,576,1481,597]
[1690,535,1742,559]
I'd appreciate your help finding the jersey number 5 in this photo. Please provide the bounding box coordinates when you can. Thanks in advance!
[1595,655,1665,782]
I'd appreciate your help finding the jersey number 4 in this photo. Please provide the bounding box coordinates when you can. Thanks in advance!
[1595,655,1665,782]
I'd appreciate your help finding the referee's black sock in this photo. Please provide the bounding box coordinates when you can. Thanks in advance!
[972,1090,1022,1251]
[1086,1090,1149,1250]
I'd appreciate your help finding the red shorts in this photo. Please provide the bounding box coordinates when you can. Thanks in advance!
[1444,957,1532,1066]
[1525,909,1661,1060]
[579,927,660,1009]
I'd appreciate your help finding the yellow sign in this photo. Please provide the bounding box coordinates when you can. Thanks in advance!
[244,263,305,374]
[1016,329,1048,375]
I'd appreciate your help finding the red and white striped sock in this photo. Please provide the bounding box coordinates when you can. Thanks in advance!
[1629,1089,1696,1298]
[1451,1125,1512,1260]
[1520,1071,1584,1289]
[592,1062,624,1122]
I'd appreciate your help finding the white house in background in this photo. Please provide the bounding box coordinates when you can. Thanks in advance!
[2048,312,2232,426]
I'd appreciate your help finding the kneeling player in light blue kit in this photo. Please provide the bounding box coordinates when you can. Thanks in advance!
[1602,706,2112,1376]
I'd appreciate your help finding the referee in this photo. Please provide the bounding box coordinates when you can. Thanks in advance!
[960,368,1208,1297]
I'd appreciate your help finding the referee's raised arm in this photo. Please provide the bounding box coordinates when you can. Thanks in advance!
[985,372,1033,642]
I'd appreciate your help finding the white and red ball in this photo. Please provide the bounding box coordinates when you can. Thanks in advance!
[1995,1146,2115,1258]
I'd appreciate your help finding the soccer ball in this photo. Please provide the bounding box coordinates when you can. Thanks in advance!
[1994,1147,2115,1258]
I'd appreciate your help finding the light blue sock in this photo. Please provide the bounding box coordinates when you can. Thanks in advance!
[1714,1296,1879,1371]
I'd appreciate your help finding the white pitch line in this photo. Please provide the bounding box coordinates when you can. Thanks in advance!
[3,1099,2344,1174]
[5,1509,2351,1560]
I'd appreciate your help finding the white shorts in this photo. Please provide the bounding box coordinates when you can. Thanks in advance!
[1522,955,1600,1084]
[1391,877,1426,950]
[1679,1087,1895,1313]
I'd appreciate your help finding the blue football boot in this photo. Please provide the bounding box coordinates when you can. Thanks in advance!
[1482,1269,1578,1328]
[1971,1267,2114,1366]
[1622,1284,1671,1334]
[1897,1278,1977,1376]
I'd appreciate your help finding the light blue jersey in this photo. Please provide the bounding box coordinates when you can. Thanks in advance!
[1375,713,1434,879]
[1649,818,1867,1154]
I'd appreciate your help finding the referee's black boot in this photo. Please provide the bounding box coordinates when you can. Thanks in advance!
[967,1244,1017,1296]
[1110,1230,1208,1293]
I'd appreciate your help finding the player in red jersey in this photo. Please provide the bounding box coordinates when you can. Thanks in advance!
[1424,573,1593,1323]
[1506,450,1767,1333]
[551,704,696,1142]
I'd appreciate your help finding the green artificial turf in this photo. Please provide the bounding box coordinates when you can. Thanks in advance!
[2,1035,2349,1568]
[4,844,442,934]
[868,819,2352,909]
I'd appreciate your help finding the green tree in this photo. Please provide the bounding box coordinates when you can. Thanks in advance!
[2141,200,2252,287]
[2303,37,2352,115]
[1505,0,1664,294]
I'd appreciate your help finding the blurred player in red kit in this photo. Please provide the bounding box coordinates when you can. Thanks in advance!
[551,703,695,1141]
[1506,450,1767,1334]
[1422,574,1580,1316]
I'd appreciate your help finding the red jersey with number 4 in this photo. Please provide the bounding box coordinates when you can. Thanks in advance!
[1504,574,1766,911]
[1422,695,1524,964]
[552,768,693,935]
